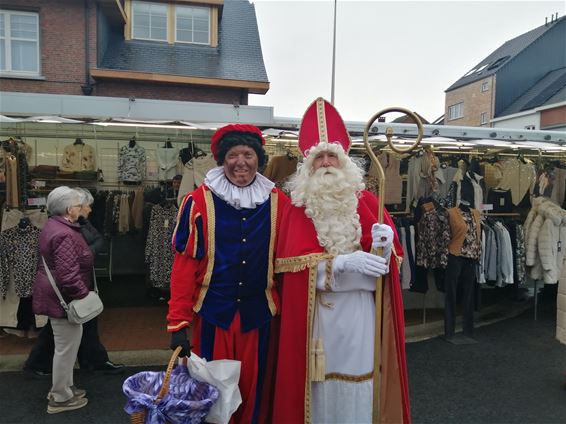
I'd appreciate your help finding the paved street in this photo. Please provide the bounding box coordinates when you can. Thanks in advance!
[1,298,564,423]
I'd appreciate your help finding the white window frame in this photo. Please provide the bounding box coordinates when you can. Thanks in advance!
[131,1,168,42]
[481,81,489,92]
[448,102,464,121]
[175,4,210,45]
[480,112,488,125]
[0,9,40,77]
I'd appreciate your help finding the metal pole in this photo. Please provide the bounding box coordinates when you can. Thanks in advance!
[330,0,337,105]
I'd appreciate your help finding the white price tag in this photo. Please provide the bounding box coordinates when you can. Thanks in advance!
[27,197,47,206]
[481,204,493,211]
[164,219,169,228]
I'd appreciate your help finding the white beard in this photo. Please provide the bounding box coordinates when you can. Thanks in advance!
[293,166,363,255]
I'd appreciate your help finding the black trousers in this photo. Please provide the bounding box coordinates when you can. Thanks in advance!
[24,317,109,372]
[444,254,477,338]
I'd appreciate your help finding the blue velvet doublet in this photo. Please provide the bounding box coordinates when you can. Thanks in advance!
[199,193,274,332]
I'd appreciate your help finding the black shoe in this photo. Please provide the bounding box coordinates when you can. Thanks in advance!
[23,368,52,379]
[93,361,125,374]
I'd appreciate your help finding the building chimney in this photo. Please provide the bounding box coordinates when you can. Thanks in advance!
[545,16,548,25]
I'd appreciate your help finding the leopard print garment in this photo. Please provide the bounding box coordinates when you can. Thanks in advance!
[0,224,41,298]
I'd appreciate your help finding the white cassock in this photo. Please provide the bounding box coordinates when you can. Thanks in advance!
[311,261,377,424]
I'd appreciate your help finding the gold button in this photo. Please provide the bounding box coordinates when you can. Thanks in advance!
[242,238,247,242]
[242,260,246,264]
[242,217,246,221]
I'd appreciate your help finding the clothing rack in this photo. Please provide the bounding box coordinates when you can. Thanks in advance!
[483,212,521,217]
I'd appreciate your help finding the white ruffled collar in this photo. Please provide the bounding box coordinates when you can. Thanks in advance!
[204,167,275,210]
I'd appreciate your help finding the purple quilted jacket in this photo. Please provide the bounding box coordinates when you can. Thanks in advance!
[32,216,94,318]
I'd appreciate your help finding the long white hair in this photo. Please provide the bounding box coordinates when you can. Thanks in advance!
[286,142,365,255]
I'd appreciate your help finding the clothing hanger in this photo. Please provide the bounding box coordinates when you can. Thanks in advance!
[459,200,471,212]
[164,139,173,148]
[129,136,137,148]
[74,138,85,145]
[18,217,31,229]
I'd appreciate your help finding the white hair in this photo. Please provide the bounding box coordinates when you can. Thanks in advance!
[46,186,81,216]
[286,142,365,255]
[74,187,94,206]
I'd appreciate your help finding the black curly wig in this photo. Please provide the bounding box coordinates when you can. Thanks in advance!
[215,132,267,168]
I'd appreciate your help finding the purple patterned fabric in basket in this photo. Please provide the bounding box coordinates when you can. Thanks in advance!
[123,365,219,424]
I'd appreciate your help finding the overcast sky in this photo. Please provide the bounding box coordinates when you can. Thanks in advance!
[248,0,565,123]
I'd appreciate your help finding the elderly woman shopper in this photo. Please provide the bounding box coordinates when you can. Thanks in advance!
[24,188,124,377]
[32,186,91,414]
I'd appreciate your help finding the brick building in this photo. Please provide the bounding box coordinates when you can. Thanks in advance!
[444,15,565,129]
[0,0,269,109]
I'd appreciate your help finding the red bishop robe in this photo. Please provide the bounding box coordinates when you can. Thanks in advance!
[271,190,411,424]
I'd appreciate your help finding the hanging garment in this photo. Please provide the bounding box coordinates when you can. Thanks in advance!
[481,162,503,191]
[177,155,217,204]
[551,168,566,207]
[262,155,299,183]
[6,154,18,207]
[447,207,481,259]
[399,226,411,289]
[406,155,423,207]
[477,228,486,284]
[0,148,6,183]
[451,170,484,209]
[416,202,450,269]
[557,262,566,345]
[536,202,566,285]
[156,146,180,181]
[118,194,131,234]
[438,166,458,198]
[496,158,536,205]
[514,223,526,286]
[145,203,178,289]
[376,153,403,204]
[0,224,41,298]
[483,223,498,282]
[493,222,514,286]
[1,208,48,232]
[60,143,97,172]
[118,144,146,183]
[130,187,145,231]
[533,170,554,198]
[487,188,513,213]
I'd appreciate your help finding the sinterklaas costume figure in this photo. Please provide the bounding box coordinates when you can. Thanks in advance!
[270,98,411,423]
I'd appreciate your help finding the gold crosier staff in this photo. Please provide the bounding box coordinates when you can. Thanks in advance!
[363,108,423,423]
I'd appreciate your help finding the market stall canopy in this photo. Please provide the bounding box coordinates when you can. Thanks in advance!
[0,115,83,124]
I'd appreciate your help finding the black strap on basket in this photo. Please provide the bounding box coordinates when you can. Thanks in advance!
[130,346,183,424]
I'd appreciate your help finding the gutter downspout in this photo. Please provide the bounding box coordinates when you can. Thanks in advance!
[81,0,93,95]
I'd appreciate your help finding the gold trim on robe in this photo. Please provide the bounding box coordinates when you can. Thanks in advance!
[194,190,216,312]
[265,193,278,316]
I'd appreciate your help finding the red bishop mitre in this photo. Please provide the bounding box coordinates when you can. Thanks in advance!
[298,97,351,156]
[210,124,265,161]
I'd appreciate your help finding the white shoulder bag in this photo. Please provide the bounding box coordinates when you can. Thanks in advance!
[42,256,104,324]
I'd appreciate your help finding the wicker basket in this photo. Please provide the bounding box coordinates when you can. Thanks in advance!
[129,346,182,424]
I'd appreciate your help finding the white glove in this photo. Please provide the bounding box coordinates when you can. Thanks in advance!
[334,251,388,278]
[371,223,393,262]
